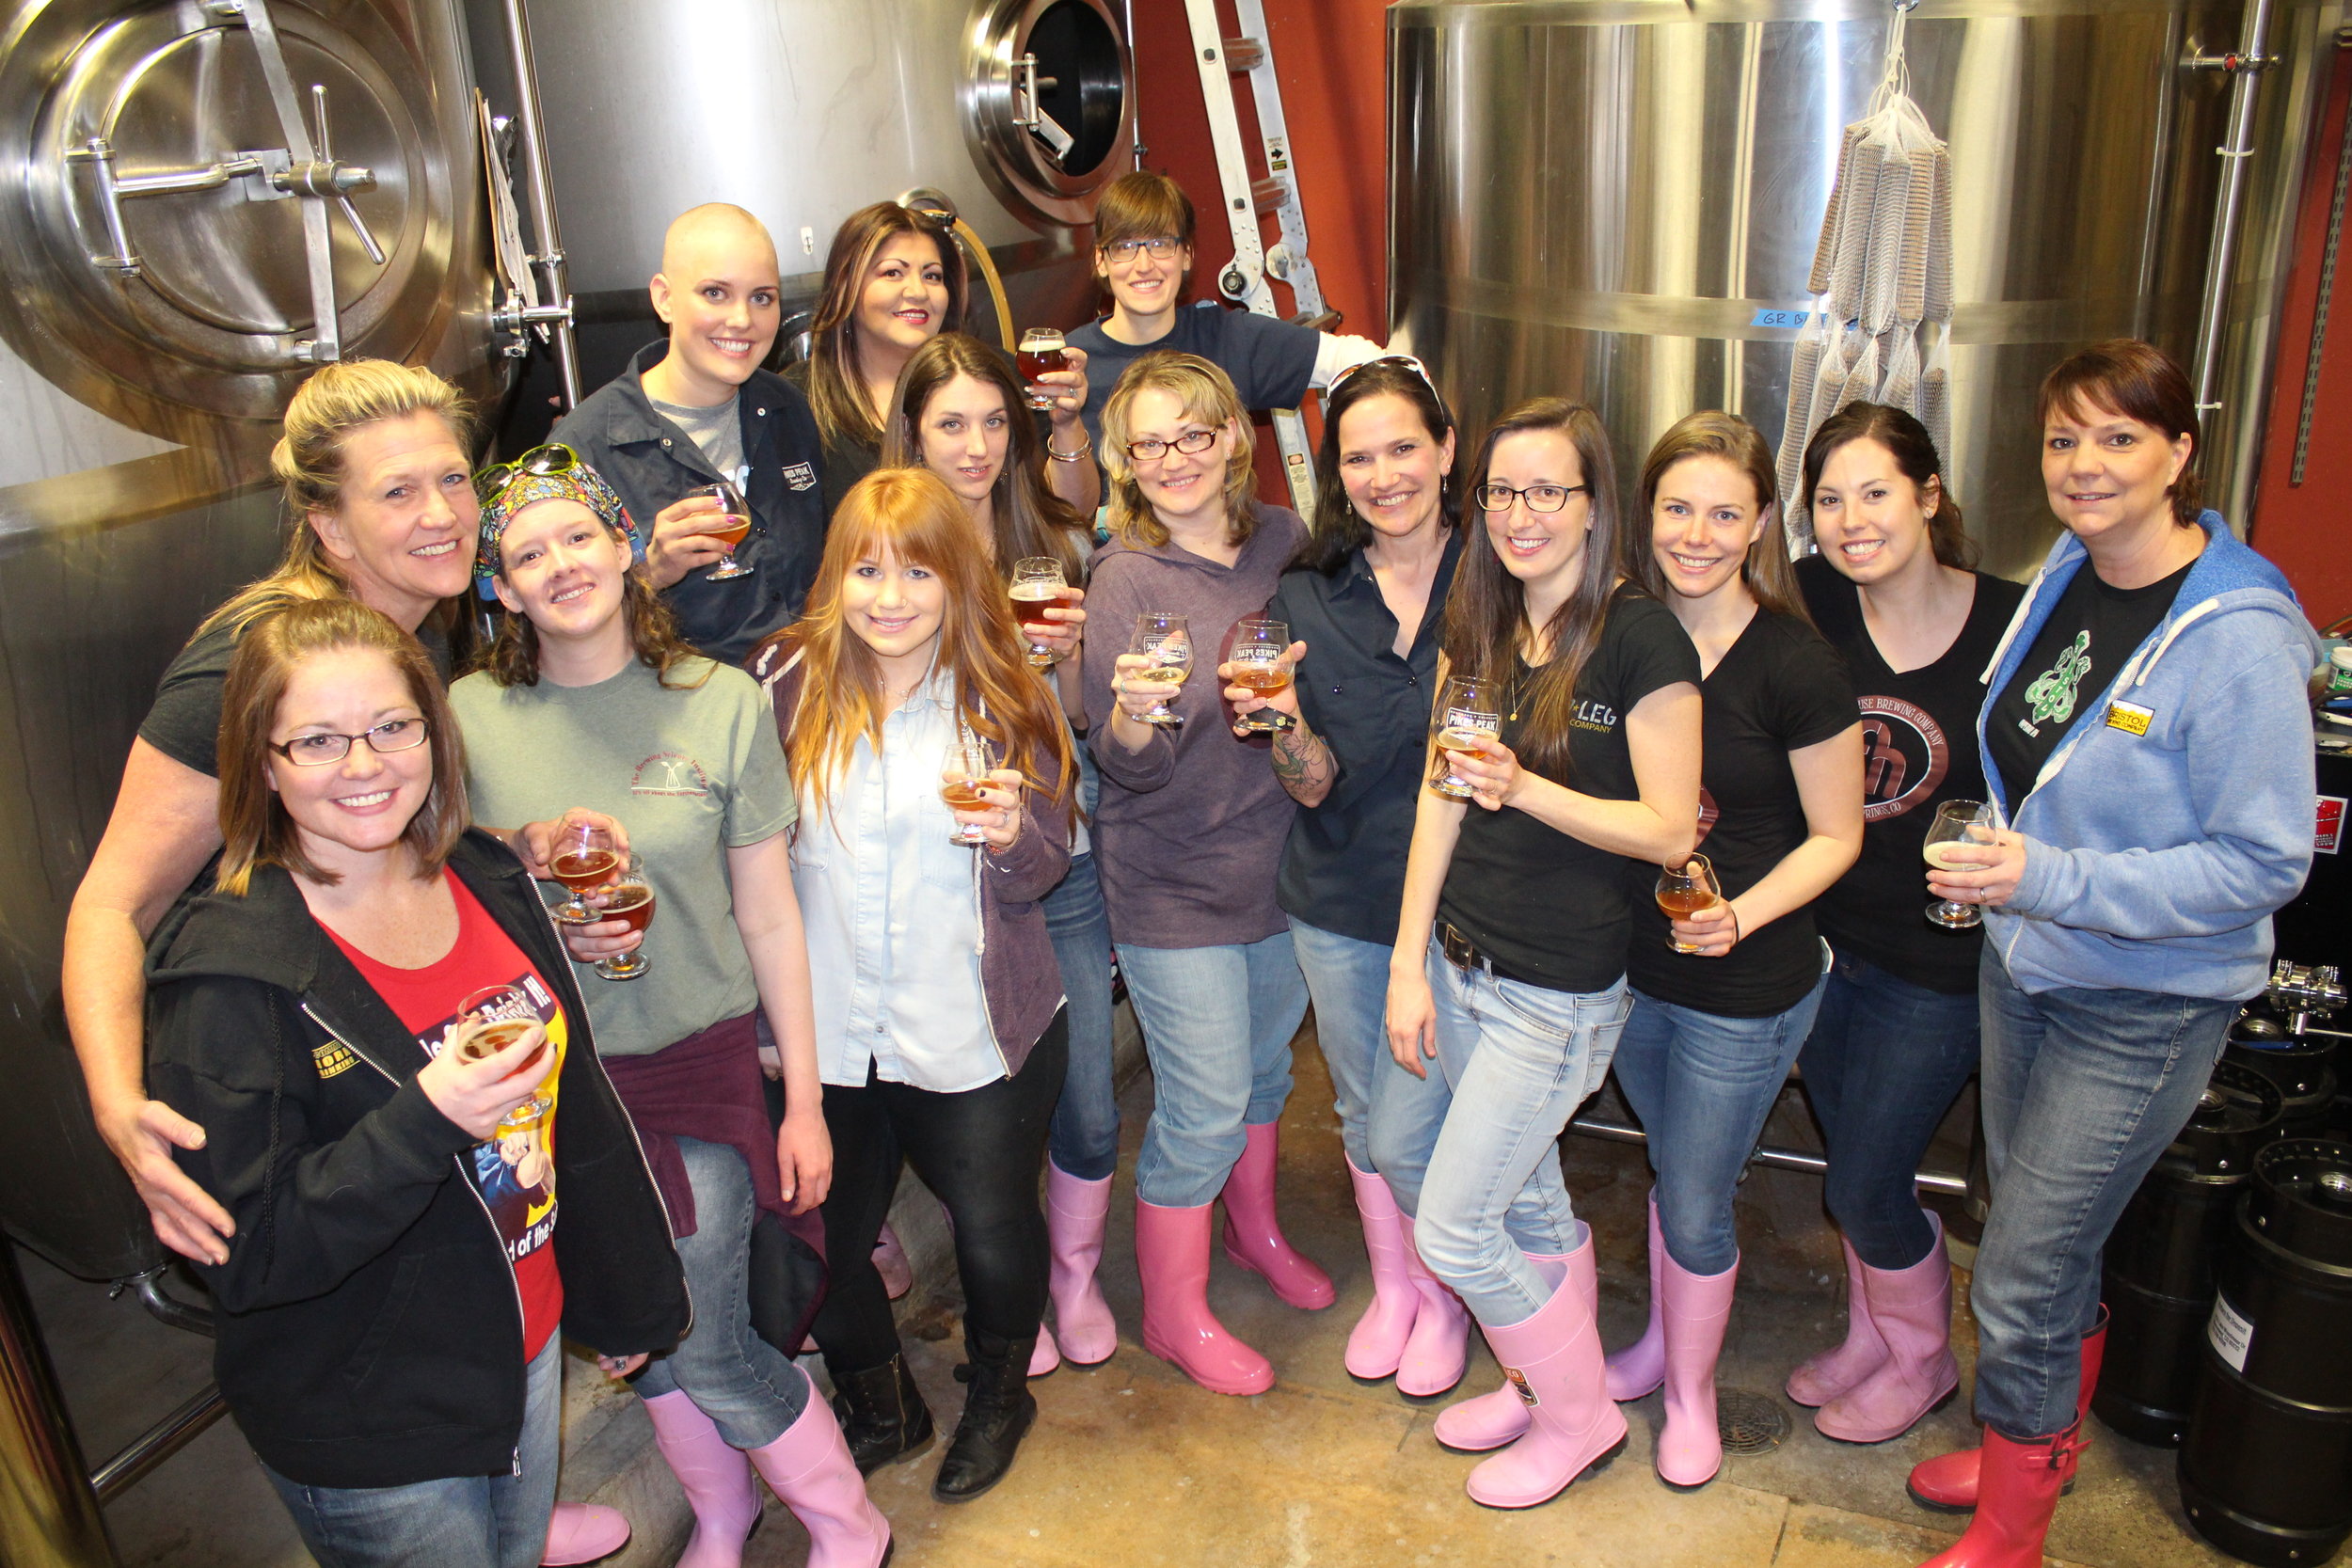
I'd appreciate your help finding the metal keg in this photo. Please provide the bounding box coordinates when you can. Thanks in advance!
[2095,1061,2284,1447]
[2178,1140,2352,1567]
[2228,1014,2344,1139]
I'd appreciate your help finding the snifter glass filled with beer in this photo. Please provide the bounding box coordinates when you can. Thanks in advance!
[548,821,621,923]
[1655,854,1723,954]
[452,984,547,1068]
[1009,557,1072,669]
[593,851,658,981]
[1922,799,2002,929]
[1228,619,1295,733]
[1017,328,1068,411]
[942,740,995,847]
[1429,674,1501,798]
[702,478,754,580]
[1126,612,1192,726]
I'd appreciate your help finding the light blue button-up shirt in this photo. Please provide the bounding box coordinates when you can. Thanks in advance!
[792,672,1003,1092]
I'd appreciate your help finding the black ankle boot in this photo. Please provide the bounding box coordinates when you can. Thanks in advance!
[933,1333,1040,1502]
[830,1354,935,1474]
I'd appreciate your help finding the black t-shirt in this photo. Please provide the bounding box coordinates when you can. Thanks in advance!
[1797,557,2026,993]
[1625,608,1859,1018]
[1987,557,2194,808]
[139,613,454,778]
[1439,586,1701,993]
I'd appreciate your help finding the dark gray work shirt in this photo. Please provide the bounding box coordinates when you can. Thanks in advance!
[552,342,829,665]
[1068,301,1319,453]
[1267,531,1462,945]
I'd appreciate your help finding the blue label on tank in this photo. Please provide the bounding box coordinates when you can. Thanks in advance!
[1751,309,1813,329]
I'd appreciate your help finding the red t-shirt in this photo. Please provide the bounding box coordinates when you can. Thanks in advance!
[327,872,566,1359]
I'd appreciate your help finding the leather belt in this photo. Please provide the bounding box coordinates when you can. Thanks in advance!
[1438,922,1536,989]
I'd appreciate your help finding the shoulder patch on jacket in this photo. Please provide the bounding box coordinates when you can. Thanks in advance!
[311,1039,359,1080]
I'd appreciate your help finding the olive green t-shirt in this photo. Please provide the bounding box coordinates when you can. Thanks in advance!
[449,657,796,1055]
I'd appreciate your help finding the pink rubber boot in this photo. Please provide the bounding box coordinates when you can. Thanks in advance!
[1044,1163,1119,1366]
[1815,1214,1959,1444]
[744,1370,891,1568]
[1219,1121,1335,1309]
[1136,1197,1274,1395]
[643,1390,761,1568]
[1027,1324,1062,1378]
[1603,1192,1666,1402]
[1786,1234,1885,1408]
[540,1502,629,1566]
[1343,1160,1421,1380]
[1394,1214,1469,1397]
[1656,1246,1740,1490]
[1432,1245,1576,1453]
[1462,1231,1629,1509]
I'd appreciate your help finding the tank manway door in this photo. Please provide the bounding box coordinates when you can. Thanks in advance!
[965,0,1136,225]
[6,0,446,421]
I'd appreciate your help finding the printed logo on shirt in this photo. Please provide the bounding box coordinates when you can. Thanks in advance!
[2016,631,2092,738]
[419,973,564,1265]
[783,461,817,492]
[632,751,712,797]
[1570,697,1620,734]
[1857,696,1950,822]
[310,1040,359,1080]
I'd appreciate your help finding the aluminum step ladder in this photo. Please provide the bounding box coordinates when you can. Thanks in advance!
[1182,0,1331,516]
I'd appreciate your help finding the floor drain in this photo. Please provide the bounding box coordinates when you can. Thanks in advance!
[1717,1388,1791,1454]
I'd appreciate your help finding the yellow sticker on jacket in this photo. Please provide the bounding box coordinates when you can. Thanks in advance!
[2106,701,2153,736]
[311,1041,358,1080]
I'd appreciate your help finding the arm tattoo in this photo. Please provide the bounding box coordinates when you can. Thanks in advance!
[1271,722,1335,800]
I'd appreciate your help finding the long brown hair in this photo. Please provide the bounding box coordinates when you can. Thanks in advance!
[803,203,969,456]
[1630,411,1811,625]
[215,599,468,895]
[474,498,710,690]
[1800,402,1976,570]
[755,468,1074,828]
[1302,358,1457,575]
[1439,398,1625,779]
[879,332,1092,581]
[1100,351,1257,548]
[199,360,475,641]
[2036,339,2202,526]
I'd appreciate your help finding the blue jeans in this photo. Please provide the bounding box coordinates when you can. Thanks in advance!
[1969,951,2236,1438]
[264,1330,560,1568]
[1414,945,1631,1326]
[1799,949,1982,1269]
[1613,978,1829,1275]
[635,1135,810,1448]
[1290,917,1453,1210]
[1118,931,1309,1209]
[1044,852,1121,1180]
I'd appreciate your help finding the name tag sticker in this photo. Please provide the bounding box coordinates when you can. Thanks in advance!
[2105,701,2153,736]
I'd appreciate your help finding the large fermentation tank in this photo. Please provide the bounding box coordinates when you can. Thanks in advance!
[0,0,504,1279]
[470,0,1136,445]
[1389,0,2336,577]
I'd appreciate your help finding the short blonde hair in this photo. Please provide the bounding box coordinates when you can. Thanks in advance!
[1100,351,1258,548]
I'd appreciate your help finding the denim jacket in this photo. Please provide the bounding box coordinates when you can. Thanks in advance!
[1978,513,2319,1000]
[552,342,829,663]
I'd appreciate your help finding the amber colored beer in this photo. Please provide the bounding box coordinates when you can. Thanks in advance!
[941,780,989,810]
[1010,583,1074,630]
[1230,665,1293,696]
[604,883,657,934]
[1437,725,1491,757]
[1017,346,1068,386]
[550,849,619,892]
[1656,887,1716,918]
[706,513,752,548]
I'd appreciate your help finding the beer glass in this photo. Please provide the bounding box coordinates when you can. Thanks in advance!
[943,741,994,847]
[452,984,547,1068]
[1429,675,1502,798]
[548,822,620,923]
[1655,855,1724,954]
[1126,612,1191,726]
[1228,619,1295,733]
[1017,328,1068,410]
[702,479,754,580]
[1009,558,1071,669]
[1923,800,2002,928]
[593,851,657,980]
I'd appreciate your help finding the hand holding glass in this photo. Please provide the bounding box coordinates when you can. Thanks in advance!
[1017,328,1068,410]
[1227,619,1296,733]
[1430,675,1502,798]
[548,821,621,923]
[452,984,548,1070]
[1655,854,1724,954]
[1923,800,2002,928]
[1009,558,1073,669]
[701,479,754,580]
[587,851,656,980]
[1126,613,1191,726]
[943,742,995,846]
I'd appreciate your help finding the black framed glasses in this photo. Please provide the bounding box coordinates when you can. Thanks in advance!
[1124,428,1221,462]
[476,443,580,496]
[269,717,432,767]
[1476,482,1591,514]
[1102,235,1183,263]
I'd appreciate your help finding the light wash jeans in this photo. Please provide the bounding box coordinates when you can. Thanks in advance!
[1044,851,1120,1180]
[1970,949,2236,1438]
[1289,916,1453,1211]
[1413,944,1632,1326]
[635,1135,811,1448]
[264,1331,560,1568]
[1117,931,1309,1209]
[1612,979,1828,1276]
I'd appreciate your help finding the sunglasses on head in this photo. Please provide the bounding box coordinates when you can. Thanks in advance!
[476,443,581,498]
[1326,355,1444,408]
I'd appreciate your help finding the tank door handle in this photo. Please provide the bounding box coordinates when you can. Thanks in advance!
[1012,53,1075,166]
[64,140,268,276]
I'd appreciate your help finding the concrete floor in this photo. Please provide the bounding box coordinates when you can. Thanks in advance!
[29,1013,2242,1568]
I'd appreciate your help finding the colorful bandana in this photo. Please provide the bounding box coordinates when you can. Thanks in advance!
[473,457,640,597]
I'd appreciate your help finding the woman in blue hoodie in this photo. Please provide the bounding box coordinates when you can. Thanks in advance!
[1905,341,2316,1568]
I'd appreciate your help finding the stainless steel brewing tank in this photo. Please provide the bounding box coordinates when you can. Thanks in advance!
[1389,0,2333,577]
[0,0,503,1279]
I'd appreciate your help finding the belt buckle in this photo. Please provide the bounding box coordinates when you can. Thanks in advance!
[1439,923,1481,974]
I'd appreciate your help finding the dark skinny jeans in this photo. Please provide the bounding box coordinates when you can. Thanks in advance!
[811,1013,1068,1372]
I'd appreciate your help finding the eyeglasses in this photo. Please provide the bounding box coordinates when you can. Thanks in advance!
[1476,482,1591,514]
[269,717,432,767]
[1124,428,1221,462]
[1102,236,1183,263]
[476,443,580,496]
[1327,354,1444,406]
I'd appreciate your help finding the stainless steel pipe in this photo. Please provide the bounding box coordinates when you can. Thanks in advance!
[500,0,580,410]
[2193,0,2283,416]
